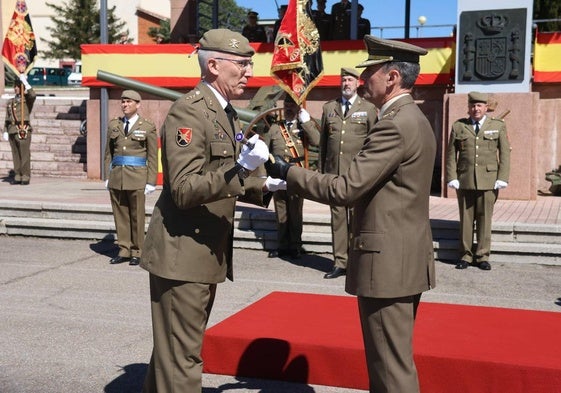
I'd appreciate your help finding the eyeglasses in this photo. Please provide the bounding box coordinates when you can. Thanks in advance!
[215,57,254,70]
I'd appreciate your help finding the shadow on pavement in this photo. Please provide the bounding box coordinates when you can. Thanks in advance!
[104,363,147,393]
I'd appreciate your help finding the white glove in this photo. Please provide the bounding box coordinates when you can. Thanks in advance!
[104,179,109,190]
[19,73,32,90]
[2,131,8,141]
[447,180,460,189]
[298,108,311,123]
[144,184,156,195]
[494,180,508,189]
[237,134,269,171]
[264,176,287,192]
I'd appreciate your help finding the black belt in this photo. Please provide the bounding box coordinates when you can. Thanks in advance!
[288,157,304,163]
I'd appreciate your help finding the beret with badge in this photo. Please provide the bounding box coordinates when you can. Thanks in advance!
[341,67,360,79]
[468,91,489,104]
[198,28,255,57]
[121,90,141,102]
[356,35,428,68]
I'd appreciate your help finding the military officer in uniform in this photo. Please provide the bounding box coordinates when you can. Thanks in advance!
[140,29,273,392]
[330,0,351,40]
[242,11,267,43]
[318,67,377,279]
[446,92,511,271]
[266,35,436,393]
[4,71,36,185]
[266,95,319,259]
[104,90,158,266]
[312,0,331,41]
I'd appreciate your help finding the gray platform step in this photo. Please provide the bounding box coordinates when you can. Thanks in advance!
[1,201,560,266]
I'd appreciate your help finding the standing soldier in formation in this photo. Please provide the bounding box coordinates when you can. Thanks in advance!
[266,95,320,259]
[104,90,158,266]
[242,11,268,43]
[446,92,511,271]
[4,69,36,185]
[318,67,377,279]
[331,0,351,40]
[312,0,332,41]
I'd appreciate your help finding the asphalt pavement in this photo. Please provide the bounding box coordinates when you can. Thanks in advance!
[1,236,560,393]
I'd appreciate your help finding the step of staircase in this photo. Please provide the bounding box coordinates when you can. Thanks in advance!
[0,200,560,266]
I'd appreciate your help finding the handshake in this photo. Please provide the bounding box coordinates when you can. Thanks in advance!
[236,134,294,191]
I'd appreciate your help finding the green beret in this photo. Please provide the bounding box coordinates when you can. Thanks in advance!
[121,90,141,102]
[341,67,360,79]
[357,35,428,68]
[198,28,255,57]
[468,91,488,104]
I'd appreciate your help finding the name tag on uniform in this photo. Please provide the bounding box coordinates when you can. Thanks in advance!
[132,130,146,137]
[484,130,499,136]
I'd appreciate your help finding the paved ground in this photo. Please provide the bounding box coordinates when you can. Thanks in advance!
[0,236,560,393]
[2,176,561,225]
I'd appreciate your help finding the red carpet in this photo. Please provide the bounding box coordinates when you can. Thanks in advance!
[202,291,561,392]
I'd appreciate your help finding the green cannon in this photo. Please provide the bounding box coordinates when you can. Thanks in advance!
[95,70,284,130]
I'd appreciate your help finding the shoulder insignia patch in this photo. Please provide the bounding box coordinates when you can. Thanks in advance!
[177,127,192,147]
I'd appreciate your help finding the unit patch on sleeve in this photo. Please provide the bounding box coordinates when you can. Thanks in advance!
[177,127,193,147]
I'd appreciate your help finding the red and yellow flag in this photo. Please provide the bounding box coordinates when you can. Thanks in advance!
[270,0,323,105]
[2,0,37,75]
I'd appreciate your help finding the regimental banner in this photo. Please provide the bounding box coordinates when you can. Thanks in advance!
[270,0,323,105]
[1,0,37,75]
[534,32,561,83]
[81,37,456,89]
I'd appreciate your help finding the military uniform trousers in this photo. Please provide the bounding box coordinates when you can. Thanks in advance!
[457,188,498,263]
[330,205,351,269]
[109,188,146,258]
[358,293,422,393]
[273,189,304,252]
[8,131,32,182]
[142,274,216,393]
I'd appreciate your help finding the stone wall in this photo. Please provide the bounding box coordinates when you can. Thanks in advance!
[0,95,87,179]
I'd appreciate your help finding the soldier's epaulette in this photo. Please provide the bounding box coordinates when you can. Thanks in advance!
[490,117,505,122]
[381,109,397,120]
[184,90,202,102]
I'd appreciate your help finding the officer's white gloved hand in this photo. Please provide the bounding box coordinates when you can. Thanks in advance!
[144,184,156,195]
[237,134,269,171]
[494,180,508,189]
[104,179,109,190]
[298,108,311,123]
[19,73,32,90]
[447,179,460,189]
[264,176,287,192]
[2,131,8,141]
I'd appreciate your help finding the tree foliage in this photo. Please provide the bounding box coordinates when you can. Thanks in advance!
[197,0,251,35]
[534,0,561,32]
[43,0,130,60]
[148,19,171,44]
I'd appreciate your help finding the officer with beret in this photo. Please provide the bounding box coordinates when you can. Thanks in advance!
[140,28,273,392]
[4,69,36,185]
[446,92,511,271]
[317,67,377,279]
[266,35,436,393]
[266,95,320,259]
[104,90,158,266]
[242,11,267,43]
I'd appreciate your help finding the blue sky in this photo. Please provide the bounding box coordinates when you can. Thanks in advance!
[239,0,458,38]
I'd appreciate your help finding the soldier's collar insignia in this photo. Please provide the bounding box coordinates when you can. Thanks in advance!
[229,39,240,49]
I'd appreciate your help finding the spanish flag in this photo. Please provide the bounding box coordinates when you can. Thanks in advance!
[2,0,37,75]
[270,0,323,105]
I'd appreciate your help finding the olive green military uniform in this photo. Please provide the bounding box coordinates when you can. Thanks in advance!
[445,114,511,264]
[5,87,36,184]
[104,112,158,259]
[265,119,319,254]
[140,28,269,393]
[319,95,376,270]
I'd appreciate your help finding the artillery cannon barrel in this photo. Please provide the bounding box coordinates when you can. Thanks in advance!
[96,70,257,124]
